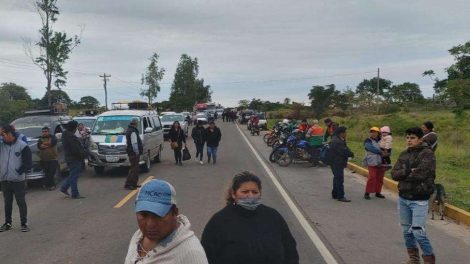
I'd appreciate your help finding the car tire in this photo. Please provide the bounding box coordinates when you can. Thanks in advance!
[94,166,105,175]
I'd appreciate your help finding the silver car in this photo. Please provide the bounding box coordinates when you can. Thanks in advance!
[160,114,188,140]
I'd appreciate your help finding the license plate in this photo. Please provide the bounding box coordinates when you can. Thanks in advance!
[106,156,120,162]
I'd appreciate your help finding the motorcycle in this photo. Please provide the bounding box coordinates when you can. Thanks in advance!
[250,123,260,136]
[276,135,312,167]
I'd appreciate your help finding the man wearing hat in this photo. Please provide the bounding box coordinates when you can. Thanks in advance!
[60,120,86,199]
[125,117,143,190]
[205,121,221,164]
[125,179,208,264]
[328,126,354,202]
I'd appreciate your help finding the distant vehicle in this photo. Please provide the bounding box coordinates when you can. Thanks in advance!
[195,112,208,124]
[73,116,97,130]
[248,113,267,130]
[10,109,72,180]
[160,114,188,140]
[161,111,177,116]
[88,109,164,174]
[239,109,254,124]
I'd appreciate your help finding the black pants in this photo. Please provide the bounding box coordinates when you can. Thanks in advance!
[195,142,204,161]
[331,165,345,199]
[174,147,182,164]
[308,146,321,165]
[41,160,58,187]
[125,154,140,187]
[2,181,27,225]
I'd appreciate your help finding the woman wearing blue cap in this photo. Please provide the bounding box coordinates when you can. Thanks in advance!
[125,179,208,264]
[201,171,299,264]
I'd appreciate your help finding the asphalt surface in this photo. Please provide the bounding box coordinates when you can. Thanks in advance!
[0,120,469,264]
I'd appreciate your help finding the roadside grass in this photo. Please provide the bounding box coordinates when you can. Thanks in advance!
[267,110,470,211]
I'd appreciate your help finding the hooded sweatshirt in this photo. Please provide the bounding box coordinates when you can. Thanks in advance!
[125,215,208,264]
[0,137,32,182]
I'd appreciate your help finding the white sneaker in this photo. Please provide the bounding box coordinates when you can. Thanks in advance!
[199,161,203,165]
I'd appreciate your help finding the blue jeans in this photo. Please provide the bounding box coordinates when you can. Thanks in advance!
[331,164,345,199]
[207,146,218,163]
[399,197,434,256]
[61,160,81,198]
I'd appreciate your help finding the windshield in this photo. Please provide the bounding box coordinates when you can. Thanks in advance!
[74,118,96,129]
[161,115,184,122]
[92,115,139,135]
[11,116,56,138]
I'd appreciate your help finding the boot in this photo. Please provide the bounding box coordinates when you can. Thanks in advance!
[422,255,435,264]
[405,248,421,264]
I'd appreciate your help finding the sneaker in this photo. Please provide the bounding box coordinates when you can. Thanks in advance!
[364,193,371,200]
[199,161,203,165]
[375,193,385,199]
[71,195,86,199]
[337,198,351,202]
[0,223,12,232]
[21,225,30,232]
[60,189,70,196]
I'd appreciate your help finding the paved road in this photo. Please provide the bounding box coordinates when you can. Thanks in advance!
[0,120,468,264]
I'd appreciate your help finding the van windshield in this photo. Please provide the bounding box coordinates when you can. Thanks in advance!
[161,115,184,122]
[92,115,139,135]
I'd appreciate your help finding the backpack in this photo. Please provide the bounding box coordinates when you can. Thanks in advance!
[319,144,330,165]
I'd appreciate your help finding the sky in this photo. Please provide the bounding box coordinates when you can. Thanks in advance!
[0,0,469,107]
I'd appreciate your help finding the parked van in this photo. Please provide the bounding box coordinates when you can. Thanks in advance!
[87,109,164,174]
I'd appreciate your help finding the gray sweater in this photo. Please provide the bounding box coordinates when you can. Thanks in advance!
[0,138,32,182]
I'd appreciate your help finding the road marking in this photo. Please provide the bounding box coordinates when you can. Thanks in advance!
[113,176,155,209]
[236,124,339,264]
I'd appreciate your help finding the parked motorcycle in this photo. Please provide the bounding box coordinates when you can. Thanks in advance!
[250,124,260,136]
[276,135,311,167]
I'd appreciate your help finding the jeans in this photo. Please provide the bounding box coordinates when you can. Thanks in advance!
[195,142,204,161]
[207,146,218,163]
[331,164,345,199]
[61,160,81,198]
[399,197,434,256]
[41,160,58,188]
[2,181,27,225]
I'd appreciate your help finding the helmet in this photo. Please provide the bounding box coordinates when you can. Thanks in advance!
[380,126,391,133]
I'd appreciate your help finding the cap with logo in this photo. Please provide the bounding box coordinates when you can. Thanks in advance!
[135,179,177,217]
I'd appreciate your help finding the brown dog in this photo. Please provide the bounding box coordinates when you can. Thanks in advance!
[429,183,446,220]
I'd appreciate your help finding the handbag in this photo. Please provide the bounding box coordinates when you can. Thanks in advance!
[182,147,191,161]
[170,141,179,150]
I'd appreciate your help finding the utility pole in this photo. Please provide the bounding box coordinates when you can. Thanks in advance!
[376,68,380,114]
[100,73,111,110]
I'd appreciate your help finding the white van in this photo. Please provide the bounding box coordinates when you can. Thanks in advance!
[87,109,164,174]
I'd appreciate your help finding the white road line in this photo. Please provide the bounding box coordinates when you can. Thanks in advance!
[236,124,338,264]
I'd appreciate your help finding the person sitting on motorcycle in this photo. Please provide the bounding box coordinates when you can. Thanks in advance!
[251,115,260,131]
[297,119,309,133]
[305,119,324,167]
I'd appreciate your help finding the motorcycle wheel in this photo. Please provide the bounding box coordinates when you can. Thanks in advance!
[269,148,283,163]
[263,133,270,143]
[267,137,277,147]
[277,153,293,167]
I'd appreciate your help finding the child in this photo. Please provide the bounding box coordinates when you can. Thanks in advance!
[379,126,393,168]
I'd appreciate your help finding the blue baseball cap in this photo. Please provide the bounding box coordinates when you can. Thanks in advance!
[135,179,177,217]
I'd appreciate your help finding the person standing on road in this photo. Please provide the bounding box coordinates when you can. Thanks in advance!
[0,125,32,232]
[201,171,299,264]
[392,127,436,264]
[205,121,221,164]
[328,126,354,202]
[421,121,438,152]
[169,121,186,166]
[191,120,206,165]
[305,119,324,167]
[363,127,386,200]
[125,118,144,190]
[323,118,338,142]
[60,120,86,199]
[37,126,58,191]
[125,179,208,264]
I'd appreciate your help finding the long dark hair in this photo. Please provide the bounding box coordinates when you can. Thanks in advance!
[172,121,180,130]
[225,171,262,206]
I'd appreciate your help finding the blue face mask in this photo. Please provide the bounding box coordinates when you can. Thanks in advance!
[237,197,261,211]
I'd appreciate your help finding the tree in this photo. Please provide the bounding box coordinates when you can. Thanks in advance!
[332,90,354,111]
[308,84,337,118]
[238,99,250,109]
[356,77,392,96]
[78,96,100,108]
[0,83,32,101]
[283,97,291,105]
[25,0,81,107]
[141,53,165,105]
[169,54,211,111]
[40,89,72,107]
[388,82,424,104]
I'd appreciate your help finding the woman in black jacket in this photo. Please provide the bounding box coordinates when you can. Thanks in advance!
[201,171,299,264]
[168,121,186,166]
[191,120,206,164]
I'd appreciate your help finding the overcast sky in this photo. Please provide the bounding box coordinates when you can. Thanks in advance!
[1,0,469,107]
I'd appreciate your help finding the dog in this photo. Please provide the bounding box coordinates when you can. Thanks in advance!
[429,183,447,220]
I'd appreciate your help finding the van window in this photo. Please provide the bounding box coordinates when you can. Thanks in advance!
[92,115,139,135]
[152,116,162,131]
[143,117,150,130]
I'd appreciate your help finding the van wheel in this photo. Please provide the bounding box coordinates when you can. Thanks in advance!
[154,146,162,163]
[94,166,105,175]
[141,153,151,172]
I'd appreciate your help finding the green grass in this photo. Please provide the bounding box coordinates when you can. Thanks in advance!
[267,110,470,211]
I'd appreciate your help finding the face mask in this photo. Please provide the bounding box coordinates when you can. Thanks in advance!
[237,197,261,211]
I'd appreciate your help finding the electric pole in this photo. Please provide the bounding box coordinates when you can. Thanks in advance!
[100,73,111,110]
[376,68,380,114]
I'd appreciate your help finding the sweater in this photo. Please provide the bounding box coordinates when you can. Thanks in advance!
[0,137,32,182]
[205,127,221,147]
[125,215,208,264]
[328,135,354,168]
[201,204,299,264]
